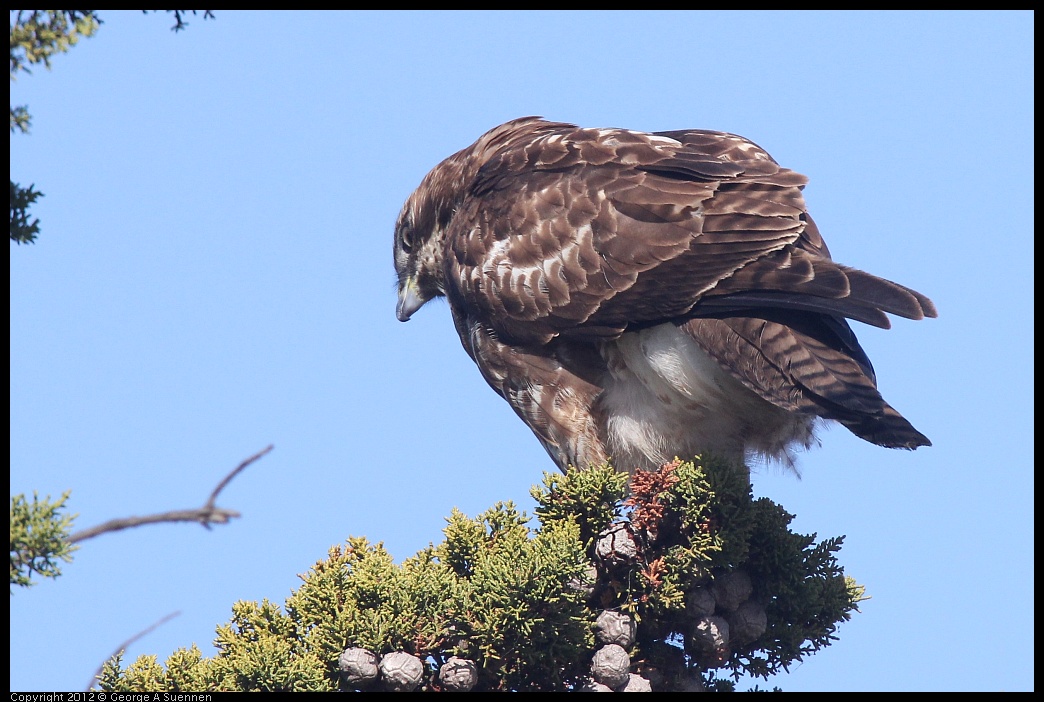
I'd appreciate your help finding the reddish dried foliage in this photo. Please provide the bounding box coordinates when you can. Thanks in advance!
[641,556,667,589]
[625,459,682,539]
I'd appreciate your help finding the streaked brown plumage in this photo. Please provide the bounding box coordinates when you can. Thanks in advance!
[394,117,936,473]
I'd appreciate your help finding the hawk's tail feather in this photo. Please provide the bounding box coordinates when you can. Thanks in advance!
[682,313,932,450]
[836,405,932,449]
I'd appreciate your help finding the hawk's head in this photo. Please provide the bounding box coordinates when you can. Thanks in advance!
[394,117,574,323]
[393,169,454,322]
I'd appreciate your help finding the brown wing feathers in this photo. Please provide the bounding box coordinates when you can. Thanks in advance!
[705,249,937,329]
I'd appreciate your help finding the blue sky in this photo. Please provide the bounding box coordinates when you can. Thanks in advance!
[10,10,1033,692]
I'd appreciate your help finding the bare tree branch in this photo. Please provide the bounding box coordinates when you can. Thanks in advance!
[87,610,181,691]
[66,445,274,544]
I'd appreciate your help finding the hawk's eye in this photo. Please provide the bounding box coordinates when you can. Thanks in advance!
[396,219,417,254]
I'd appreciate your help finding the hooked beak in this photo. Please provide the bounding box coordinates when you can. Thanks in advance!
[396,278,426,322]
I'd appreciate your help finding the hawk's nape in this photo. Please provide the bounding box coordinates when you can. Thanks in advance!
[393,117,936,474]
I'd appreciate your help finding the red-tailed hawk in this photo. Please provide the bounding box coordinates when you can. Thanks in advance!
[394,118,936,473]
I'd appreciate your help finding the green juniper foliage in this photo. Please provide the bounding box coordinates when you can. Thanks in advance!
[9,491,77,589]
[97,459,863,691]
[9,180,43,244]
